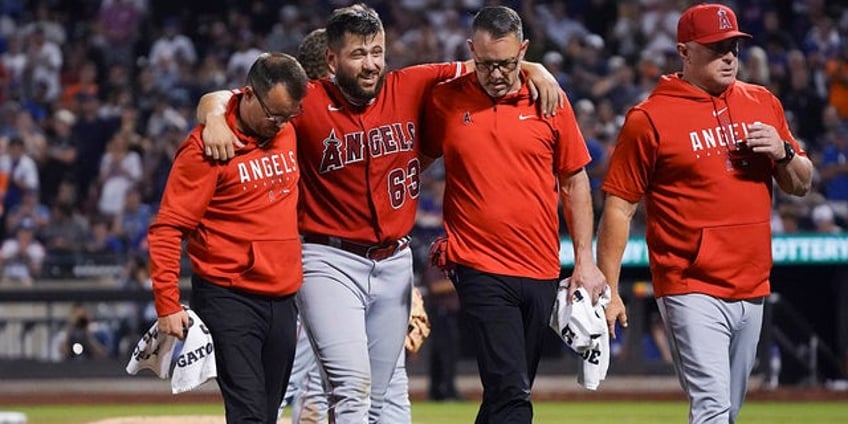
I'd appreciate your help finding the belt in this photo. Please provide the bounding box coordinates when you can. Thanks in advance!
[302,234,410,261]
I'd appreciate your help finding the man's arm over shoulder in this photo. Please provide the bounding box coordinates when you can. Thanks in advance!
[197,90,241,160]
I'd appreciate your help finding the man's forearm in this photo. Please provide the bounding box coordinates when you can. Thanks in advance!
[560,170,595,266]
[775,154,813,197]
[596,196,638,296]
[196,90,233,124]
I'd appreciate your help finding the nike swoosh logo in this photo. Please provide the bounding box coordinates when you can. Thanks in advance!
[713,107,728,117]
[519,114,535,120]
[328,105,343,112]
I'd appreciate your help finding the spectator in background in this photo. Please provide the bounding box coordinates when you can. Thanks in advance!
[0,136,40,217]
[812,203,844,234]
[826,43,848,119]
[148,17,198,92]
[774,203,802,234]
[83,217,123,265]
[60,61,99,110]
[2,35,27,95]
[96,130,142,217]
[112,185,152,255]
[0,221,45,286]
[820,124,848,221]
[739,45,771,88]
[41,201,88,278]
[94,0,143,68]
[23,25,61,101]
[14,109,47,161]
[574,99,609,220]
[56,303,109,360]
[4,189,48,236]
[40,109,78,205]
[226,30,262,86]
[144,93,187,138]
[72,93,121,211]
[782,49,827,145]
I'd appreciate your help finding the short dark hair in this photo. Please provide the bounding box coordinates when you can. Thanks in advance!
[472,6,523,41]
[246,52,308,102]
[297,28,330,80]
[325,3,383,51]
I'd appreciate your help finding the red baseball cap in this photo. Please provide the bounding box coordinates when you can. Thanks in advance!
[677,3,752,44]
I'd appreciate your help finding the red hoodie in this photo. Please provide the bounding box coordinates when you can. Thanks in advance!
[603,74,805,300]
[149,91,302,317]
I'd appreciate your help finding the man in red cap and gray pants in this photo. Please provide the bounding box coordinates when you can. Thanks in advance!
[597,3,813,423]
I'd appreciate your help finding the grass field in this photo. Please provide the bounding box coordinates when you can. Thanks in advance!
[4,401,848,424]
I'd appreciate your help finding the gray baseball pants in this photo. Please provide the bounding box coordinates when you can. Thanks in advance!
[297,243,412,423]
[657,293,764,424]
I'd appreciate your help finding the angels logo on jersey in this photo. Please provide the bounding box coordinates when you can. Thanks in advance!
[319,122,416,174]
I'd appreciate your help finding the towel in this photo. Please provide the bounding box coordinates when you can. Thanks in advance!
[126,307,217,394]
[549,277,611,390]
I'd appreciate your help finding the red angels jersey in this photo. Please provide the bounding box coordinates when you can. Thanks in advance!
[293,63,463,244]
[421,72,591,279]
[149,92,302,317]
[602,74,806,300]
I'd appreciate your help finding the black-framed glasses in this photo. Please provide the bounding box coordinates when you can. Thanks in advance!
[474,56,520,74]
[253,88,303,125]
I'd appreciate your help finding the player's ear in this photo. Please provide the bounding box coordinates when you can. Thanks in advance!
[518,39,529,61]
[677,42,690,62]
[326,48,337,76]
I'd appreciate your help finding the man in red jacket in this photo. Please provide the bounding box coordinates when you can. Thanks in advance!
[597,4,813,423]
[148,52,308,423]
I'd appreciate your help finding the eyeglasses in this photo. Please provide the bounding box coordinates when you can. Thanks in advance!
[703,39,741,57]
[474,56,520,74]
[253,88,303,125]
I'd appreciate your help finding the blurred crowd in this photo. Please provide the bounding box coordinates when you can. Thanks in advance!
[0,0,845,295]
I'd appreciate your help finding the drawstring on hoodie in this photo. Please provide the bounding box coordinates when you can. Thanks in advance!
[712,96,750,169]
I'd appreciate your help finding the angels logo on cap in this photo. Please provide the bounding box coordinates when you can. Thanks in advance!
[677,3,752,44]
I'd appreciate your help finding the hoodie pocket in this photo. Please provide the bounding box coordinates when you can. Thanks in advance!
[239,239,302,285]
[686,221,771,292]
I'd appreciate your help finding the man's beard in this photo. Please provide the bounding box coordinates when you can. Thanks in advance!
[335,70,385,107]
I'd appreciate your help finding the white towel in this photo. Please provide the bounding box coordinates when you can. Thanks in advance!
[126,307,217,394]
[549,277,611,390]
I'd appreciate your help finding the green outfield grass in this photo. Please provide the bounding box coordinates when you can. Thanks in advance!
[4,401,848,423]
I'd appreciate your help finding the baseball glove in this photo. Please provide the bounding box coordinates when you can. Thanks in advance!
[405,287,431,353]
[428,236,452,276]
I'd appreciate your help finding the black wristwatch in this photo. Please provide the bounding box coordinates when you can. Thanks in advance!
[776,141,795,165]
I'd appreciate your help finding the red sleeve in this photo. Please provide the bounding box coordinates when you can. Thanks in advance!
[148,131,220,317]
[420,85,447,159]
[602,108,658,203]
[395,62,465,92]
[553,99,591,175]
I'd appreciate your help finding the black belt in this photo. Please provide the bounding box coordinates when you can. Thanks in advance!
[302,234,410,261]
